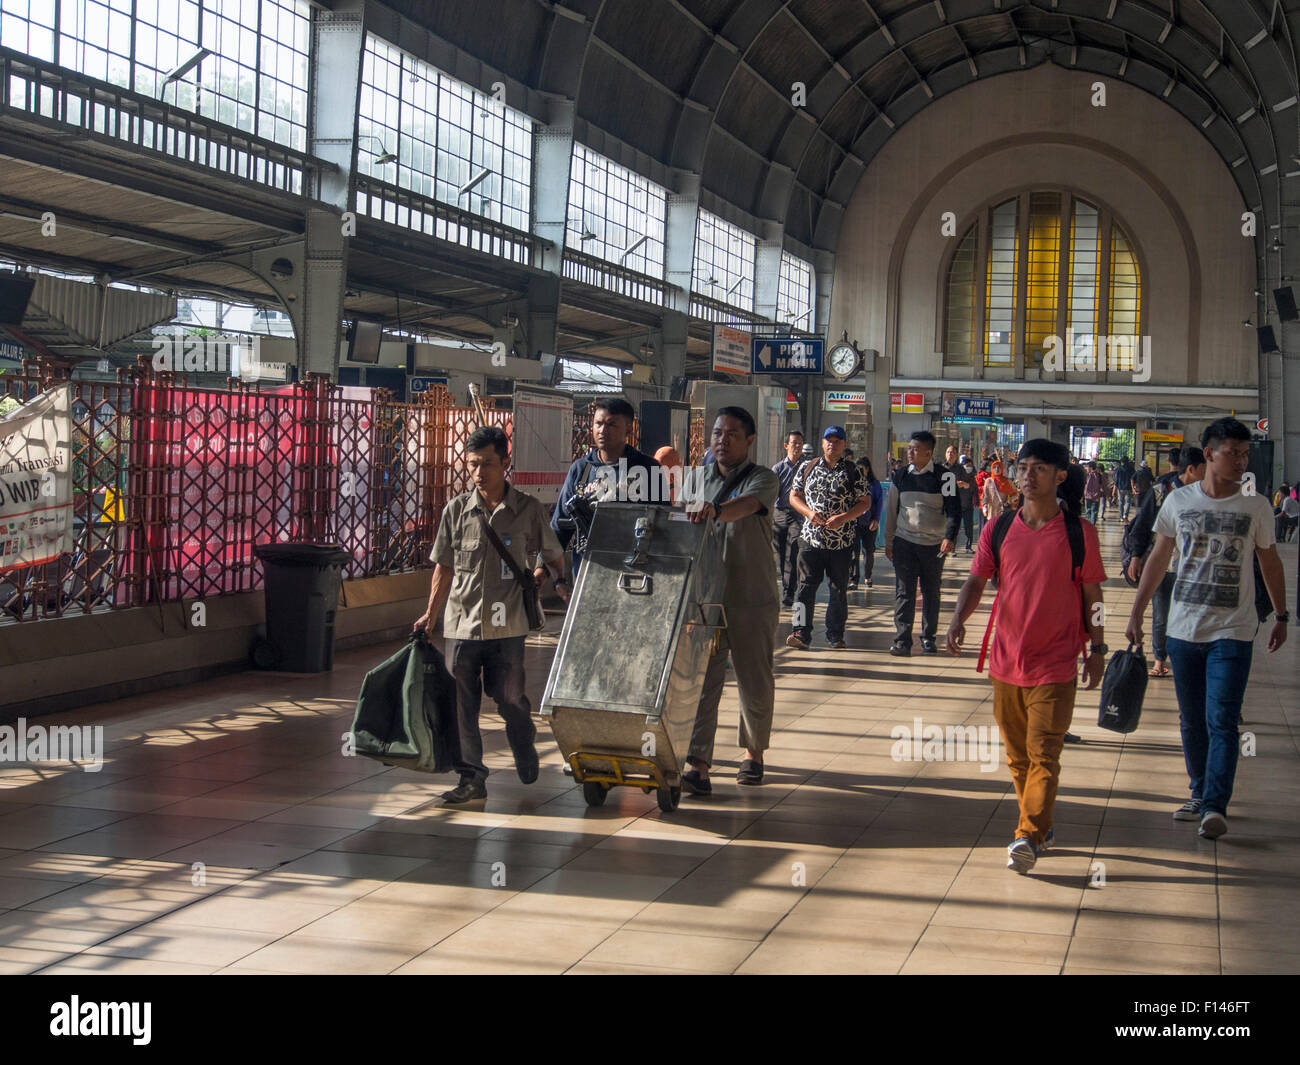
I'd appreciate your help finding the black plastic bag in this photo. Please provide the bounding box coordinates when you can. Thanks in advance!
[1097,643,1149,735]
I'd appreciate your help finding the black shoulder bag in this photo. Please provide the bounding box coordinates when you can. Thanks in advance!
[477,512,546,631]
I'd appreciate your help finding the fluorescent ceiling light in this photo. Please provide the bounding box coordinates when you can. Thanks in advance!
[458,168,492,198]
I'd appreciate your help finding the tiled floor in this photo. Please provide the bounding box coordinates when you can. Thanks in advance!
[2,523,1297,975]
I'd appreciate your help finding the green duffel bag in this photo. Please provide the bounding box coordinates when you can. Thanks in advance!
[349,632,460,773]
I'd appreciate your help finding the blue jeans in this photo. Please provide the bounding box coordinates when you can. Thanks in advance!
[1165,637,1253,816]
[1084,499,1100,523]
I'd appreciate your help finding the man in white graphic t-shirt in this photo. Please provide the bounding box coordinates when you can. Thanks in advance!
[1126,418,1288,841]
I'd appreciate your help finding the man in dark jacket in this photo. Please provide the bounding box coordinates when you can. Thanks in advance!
[1114,458,1135,521]
[552,396,659,565]
[946,445,976,550]
[771,430,806,607]
[885,430,962,655]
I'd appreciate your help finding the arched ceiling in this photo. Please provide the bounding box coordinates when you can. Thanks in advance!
[377,0,1300,264]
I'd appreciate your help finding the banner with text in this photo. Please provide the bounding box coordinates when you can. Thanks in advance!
[712,324,752,376]
[0,383,74,570]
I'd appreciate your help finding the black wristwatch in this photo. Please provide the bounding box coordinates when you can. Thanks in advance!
[1277,611,1289,623]
[1089,643,1108,656]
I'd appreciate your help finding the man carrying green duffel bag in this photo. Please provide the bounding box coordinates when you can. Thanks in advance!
[349,631,460,773]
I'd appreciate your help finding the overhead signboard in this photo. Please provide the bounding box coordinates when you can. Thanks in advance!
[890,392,924,414]
[409,375,450,394]
[751,336,823,375]
[1140,429,1184,445]
[954,396,995,421]
[712,324,752,376]
[1074,425,1114,438]
[823,389,865,412]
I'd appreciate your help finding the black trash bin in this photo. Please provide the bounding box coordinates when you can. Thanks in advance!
[252,542,352,672]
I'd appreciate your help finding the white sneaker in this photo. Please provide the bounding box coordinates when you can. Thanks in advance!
[1006,838,1037,874]
[1198,811,1227,839]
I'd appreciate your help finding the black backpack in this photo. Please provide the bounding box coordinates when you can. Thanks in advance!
[1098,643,1148,734]
[1119,518,1139,587]
[978,506,1087,672]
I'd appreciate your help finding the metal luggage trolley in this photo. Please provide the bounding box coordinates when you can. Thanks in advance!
[541,502,727,812]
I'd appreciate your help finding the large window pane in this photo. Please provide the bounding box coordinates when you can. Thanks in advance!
[944,224,977,366]
[1067,200,1100,369]
[1108,226,1140,371]
[777,252,815,331]
[692,209,756,312]
[1024,190,1061,365]
[984,199,1017,366]
[566,143,666,281]
[359,34,534,237]
[0,0,312,150]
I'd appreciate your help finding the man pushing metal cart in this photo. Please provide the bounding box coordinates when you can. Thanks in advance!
[540,500,727,812]
[542,405,782,810]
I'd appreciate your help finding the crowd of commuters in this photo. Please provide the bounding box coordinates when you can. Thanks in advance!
[414,404,1291,873]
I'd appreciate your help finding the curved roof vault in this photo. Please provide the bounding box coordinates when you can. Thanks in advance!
[376,1,1300,274]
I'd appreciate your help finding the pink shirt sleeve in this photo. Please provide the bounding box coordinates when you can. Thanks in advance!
[971,518,996,579]
[1080,519,1107,583]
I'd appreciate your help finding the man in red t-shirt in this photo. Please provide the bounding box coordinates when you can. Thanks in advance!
[946,439,1107,874]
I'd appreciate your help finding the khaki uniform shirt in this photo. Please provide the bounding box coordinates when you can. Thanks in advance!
[431,483,564,640]
[684,460,781,611]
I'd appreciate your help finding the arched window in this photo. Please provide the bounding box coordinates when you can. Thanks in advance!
[943,190,1142,371]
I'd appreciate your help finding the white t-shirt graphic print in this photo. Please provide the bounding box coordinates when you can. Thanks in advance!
[1153,482,1275,643]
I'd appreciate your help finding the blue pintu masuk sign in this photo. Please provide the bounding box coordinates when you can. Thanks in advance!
[750,337,823,375]
[954,396,995,420]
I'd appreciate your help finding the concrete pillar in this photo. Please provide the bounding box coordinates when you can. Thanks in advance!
[754,229,783,325]
[301,3,365,376]
[662,174,701,385]
[865,350,891,470]
[528,100,574,360]
[659,309,687,388]
[309,3,365,210]
[525,274,560,359]
[809,251,837,439]
[301,208,348,376]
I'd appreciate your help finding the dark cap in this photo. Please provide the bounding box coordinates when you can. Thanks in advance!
[823,425,846,441]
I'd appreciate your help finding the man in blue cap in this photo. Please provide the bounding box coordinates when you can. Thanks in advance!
[786,425,868,650]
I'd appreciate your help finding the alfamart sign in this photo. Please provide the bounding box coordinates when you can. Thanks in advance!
[0,383,73,570]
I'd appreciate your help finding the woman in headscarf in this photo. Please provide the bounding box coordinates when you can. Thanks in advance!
[981,459,1019,522]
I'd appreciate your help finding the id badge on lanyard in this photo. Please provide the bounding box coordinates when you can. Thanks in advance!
[500,534,514,581]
